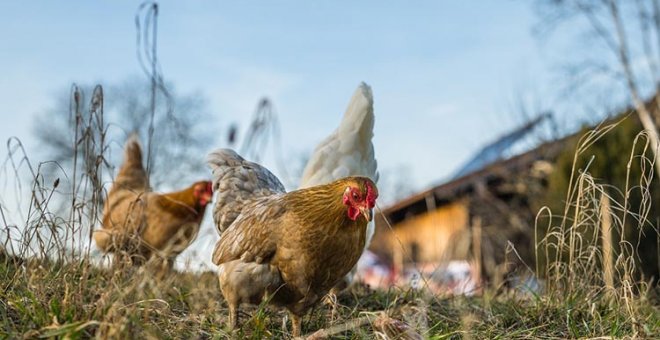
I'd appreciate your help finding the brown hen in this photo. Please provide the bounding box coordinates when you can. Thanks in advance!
[93,135,212,269]
[208,149,378,337]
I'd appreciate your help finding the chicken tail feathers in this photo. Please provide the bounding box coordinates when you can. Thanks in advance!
[338,82,374,138]
[207,149,285,233]
[124,133,143,167]
[114,133,149,191]
[300,82,379,188]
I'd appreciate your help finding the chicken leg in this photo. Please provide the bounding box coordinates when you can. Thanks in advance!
[228,303,238,331]
[289,311,302,338]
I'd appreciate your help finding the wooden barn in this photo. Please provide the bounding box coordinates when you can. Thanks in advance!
[370,116,566,283]
[370,106,660,285]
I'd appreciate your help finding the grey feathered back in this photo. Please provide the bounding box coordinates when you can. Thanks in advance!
[207,149,285,234]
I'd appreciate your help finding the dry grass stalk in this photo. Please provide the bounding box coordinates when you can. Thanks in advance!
[599,192,614,295]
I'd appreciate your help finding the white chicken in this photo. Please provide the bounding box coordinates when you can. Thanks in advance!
[299,82,378,290]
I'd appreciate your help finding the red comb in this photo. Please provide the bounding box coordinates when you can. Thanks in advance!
[366,182,377,208]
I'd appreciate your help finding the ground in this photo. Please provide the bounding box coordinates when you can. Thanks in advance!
[1,253,658,339]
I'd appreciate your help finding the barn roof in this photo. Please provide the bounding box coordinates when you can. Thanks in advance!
[378,130,568,225]
[452,112,555,179]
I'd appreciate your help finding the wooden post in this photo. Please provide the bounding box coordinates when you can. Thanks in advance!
[472,217,482,287]
[392,243,403,284]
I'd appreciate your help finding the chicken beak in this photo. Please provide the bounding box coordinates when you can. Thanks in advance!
[360,207,373,222]
[201,192,213,206]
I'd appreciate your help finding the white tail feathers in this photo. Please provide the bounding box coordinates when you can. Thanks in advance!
[300,82,378,188]
[338,82,375,139]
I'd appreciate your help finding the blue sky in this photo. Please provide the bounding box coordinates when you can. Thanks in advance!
[0,1,584,198]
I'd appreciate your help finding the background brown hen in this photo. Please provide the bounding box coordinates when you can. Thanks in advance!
[208,149,378,337]
[93,135,212,269]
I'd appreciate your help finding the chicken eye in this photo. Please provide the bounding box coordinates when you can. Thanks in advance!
[352,192,359,200]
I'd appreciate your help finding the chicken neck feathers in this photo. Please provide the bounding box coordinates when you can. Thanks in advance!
[153,187,206,219]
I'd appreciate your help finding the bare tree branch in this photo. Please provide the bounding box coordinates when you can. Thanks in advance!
[33,78,215,193]
[575,1,620,57]
[635,0,660,88]
[604,0,660,179]
[534,0,660,179]
[653,0,660,73]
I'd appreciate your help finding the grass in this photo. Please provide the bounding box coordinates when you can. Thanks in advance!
[1,253,657,339]
[1,87,659,338]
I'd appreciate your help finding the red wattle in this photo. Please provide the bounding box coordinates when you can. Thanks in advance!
[347,206,360,221]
